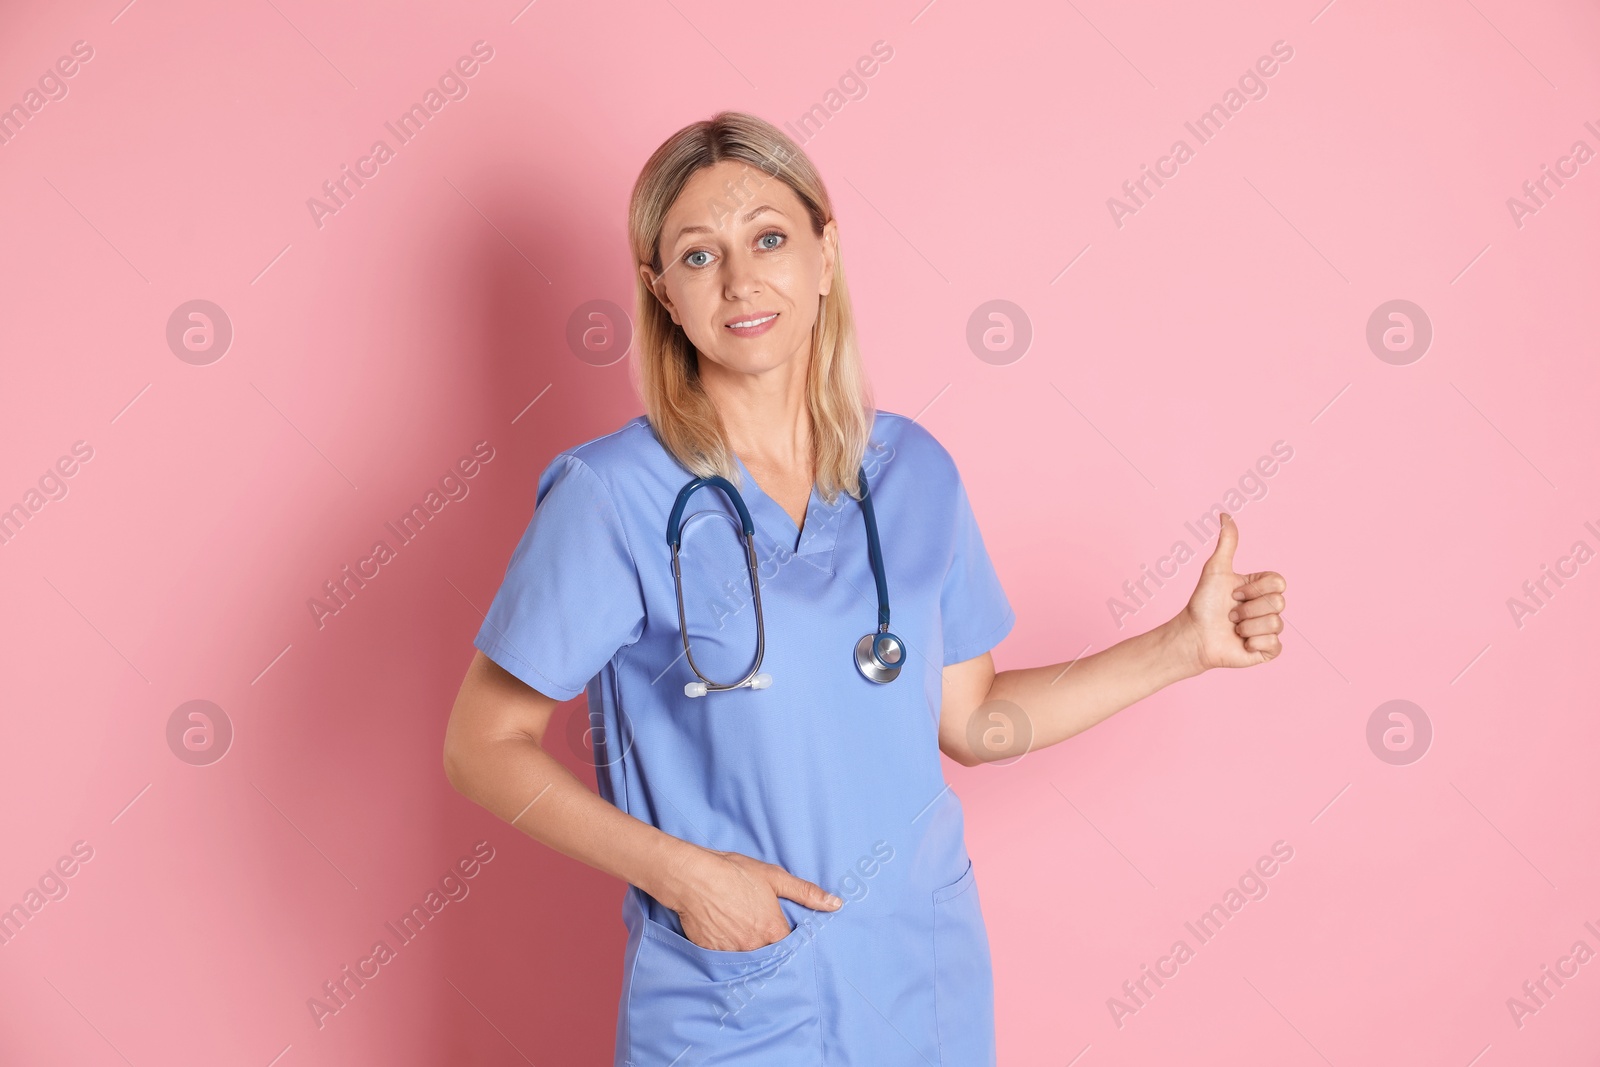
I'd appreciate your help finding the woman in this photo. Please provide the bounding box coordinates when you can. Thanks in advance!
[443,110,1286,1066]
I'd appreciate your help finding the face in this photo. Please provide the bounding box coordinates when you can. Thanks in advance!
[643,159,837,382]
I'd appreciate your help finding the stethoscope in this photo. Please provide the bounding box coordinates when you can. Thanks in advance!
[666,465,903,697]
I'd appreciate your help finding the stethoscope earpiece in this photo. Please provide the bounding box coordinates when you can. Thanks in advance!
[684,672,771,699]
[669,464,898,695]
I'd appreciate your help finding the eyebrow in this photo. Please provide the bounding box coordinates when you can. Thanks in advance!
[667,203,786,245]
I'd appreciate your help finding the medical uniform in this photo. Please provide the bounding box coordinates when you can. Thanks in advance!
[475,410,1015,1066]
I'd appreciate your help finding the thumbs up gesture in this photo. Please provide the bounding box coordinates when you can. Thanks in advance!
[1178,513,1287,670]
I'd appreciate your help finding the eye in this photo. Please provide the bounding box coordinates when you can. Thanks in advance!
[681,229,784,269]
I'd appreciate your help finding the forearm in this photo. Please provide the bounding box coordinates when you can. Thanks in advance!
[449,735,694,906]
[986,614,1204,752]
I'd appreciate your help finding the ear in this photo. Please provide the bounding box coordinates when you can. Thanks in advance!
[640,262,680,324]
[817,218,838,298]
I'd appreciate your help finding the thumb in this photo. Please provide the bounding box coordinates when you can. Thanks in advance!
[772,868,843,911]
[1202,513,1239,577]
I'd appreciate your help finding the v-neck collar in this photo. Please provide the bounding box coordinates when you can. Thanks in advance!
[730,451,844,559]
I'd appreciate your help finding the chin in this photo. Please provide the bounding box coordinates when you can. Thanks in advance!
[703,343,797,376]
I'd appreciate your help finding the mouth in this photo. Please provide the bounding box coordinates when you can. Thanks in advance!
[725,312,779,335]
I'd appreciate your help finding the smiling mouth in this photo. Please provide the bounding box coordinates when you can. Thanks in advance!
[726,313,777,330]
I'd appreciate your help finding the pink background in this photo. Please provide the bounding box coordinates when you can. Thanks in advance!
[2,0,1597,1063]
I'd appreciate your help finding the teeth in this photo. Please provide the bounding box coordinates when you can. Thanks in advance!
[729,314,776,329]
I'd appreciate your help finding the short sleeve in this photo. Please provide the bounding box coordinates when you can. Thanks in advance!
[473,454,646,701]
[940,472,1015,666]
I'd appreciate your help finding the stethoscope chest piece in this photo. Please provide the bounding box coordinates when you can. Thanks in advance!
[854,630,905,684]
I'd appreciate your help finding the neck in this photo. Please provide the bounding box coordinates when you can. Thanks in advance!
[699,348,813,476]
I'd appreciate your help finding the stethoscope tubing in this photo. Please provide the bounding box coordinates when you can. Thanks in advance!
[665,463,897,693]
[855,467,891,634]
[669,531,768,694]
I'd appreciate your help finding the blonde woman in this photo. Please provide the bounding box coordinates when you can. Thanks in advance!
[444,110,1286,1065]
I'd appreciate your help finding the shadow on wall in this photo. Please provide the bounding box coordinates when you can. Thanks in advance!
[31,148,649,1065]
[429,169,642,1064]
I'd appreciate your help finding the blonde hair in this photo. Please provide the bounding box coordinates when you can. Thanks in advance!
[627,110,873,504]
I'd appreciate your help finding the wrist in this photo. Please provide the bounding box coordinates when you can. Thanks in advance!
[641,835,706,911]
[1161,612,1208,680]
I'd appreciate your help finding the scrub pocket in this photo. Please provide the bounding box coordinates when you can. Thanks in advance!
[932,860,997,1067]
[625,909,822,1066]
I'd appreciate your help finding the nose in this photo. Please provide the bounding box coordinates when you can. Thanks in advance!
[721,246,762,300]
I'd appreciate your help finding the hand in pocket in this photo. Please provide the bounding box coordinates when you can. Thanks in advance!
[667,845,843,952]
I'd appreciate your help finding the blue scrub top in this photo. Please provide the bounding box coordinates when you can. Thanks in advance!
[475,410,1015,1066]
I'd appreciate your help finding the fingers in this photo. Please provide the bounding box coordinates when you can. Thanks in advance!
[771,867,843,911]
[1233,613,1283,639]
[681,854,818,951]
[1220,565,1286,664]
[1228,592,1285,622]
[1243,633,1282,659]
[1232,570,1287,601]
[1202,513,1239,576]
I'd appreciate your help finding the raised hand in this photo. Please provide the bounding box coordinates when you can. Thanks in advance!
[1178,513,1287,670]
